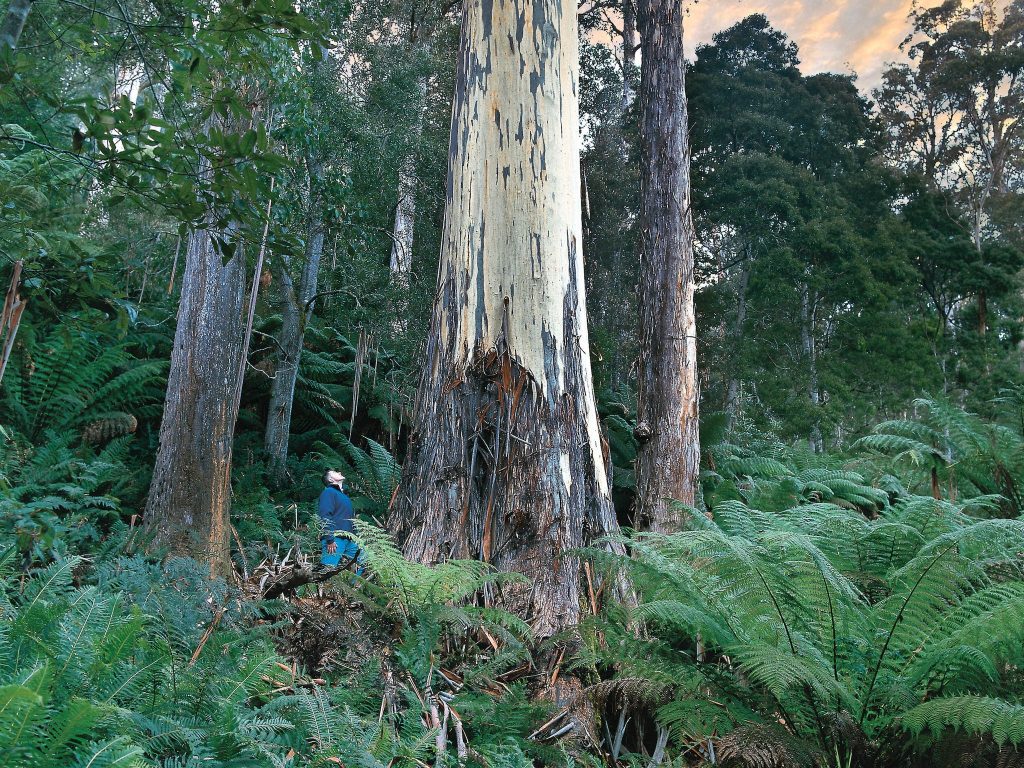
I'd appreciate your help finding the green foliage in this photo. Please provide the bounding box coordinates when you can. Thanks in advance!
[858,397,1024,513]
[3,1,1024,767]
[0,428,138,564]
[0,530,549,768]
[1,325,165,444]
[902,697,1024,747]
[0,551,291,768]
[0,147,83,265]
[598,444,1024,765]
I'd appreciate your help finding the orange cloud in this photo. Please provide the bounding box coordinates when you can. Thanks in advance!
[681,0,916,87]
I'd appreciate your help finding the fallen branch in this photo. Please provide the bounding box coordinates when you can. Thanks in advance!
[188,608,225,665]
[528,708,569,741]
[260,560,354,599]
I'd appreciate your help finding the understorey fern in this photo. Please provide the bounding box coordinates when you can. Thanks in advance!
[596,491,1024,766]
[0,545,546,768]
[857,397,1024,515]
[0,430,133,564]
[0,325,166,445]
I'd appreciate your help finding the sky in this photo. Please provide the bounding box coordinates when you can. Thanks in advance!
[682,0,917,89]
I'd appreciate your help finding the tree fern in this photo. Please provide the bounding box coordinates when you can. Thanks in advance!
[599,486,1024,763]
[858,398,1024,514]
[1,326,165,444]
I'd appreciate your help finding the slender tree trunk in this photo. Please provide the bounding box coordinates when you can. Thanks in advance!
[390,0,619,642]
[725,257,750,428]
[265,177,325,486]
[633,0,700,532]
[389,73,429,283]
[801,281,822,453]
[973,206,988,337]
[621,0,639,108]
[144,220,246,577]
[389,151,418,279]
[0,0,33,52]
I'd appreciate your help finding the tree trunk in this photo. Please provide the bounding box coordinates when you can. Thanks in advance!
[633,0,700,533]
[725,258,750,429]
[801,281,822,453]
[0,0,33,52]
[389,150,418,280]
[144,222,246,577]
[621,0,639,108]
[389,72,428,283]
[265,181,325,487]
[390,0,618,642]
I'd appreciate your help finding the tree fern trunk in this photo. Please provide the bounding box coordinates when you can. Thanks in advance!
[144,222,246,577]
[390,0,618,641]
[634,0,700,532]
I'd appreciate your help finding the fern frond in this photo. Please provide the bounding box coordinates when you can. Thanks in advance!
[902,696,1024,746]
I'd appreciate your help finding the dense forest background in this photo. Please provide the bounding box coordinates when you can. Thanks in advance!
[2,0,1024,766]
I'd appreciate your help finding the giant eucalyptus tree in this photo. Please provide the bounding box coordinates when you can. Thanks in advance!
[633,0,700,531]
[140,3,319,575]
[390,0,619,640]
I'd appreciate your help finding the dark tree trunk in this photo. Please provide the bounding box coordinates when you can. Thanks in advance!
[265,172,324,487]
[144,223,246,577]
[633,0,700,533]
[389,0,619,643]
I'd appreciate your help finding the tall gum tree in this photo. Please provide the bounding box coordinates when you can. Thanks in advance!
[390,0,619,641]
[633,0,700,531]
[263,47,332,487]
[144,86,267,576]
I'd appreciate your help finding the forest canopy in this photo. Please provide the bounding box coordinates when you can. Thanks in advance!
[1,0,1023,766]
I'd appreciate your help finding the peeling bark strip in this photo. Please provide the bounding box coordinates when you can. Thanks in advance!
[634,0,700,532]
[390,0,619,639]
[144,219,246,578]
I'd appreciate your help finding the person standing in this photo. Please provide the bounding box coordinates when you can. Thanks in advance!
[317,470,362,572]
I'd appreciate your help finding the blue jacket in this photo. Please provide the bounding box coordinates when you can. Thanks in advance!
[318,486,354,538]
